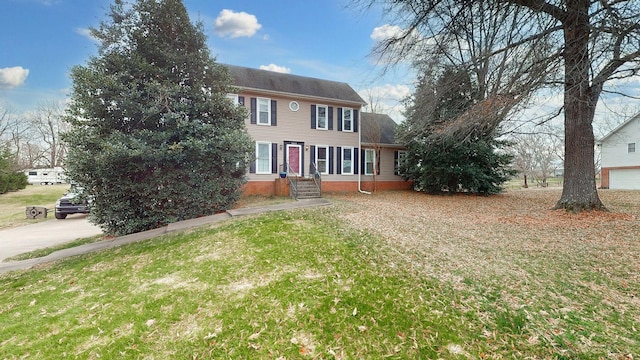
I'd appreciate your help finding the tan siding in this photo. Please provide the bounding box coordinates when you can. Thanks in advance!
[239,91,361,181]
[360,147,406,182]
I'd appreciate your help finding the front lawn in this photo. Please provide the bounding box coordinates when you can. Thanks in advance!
[1,189,638,359]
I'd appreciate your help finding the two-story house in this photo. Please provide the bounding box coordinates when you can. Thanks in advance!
[226,65,411,197]
[598,112,640,189]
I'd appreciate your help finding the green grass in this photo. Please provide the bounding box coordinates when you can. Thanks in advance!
[1,189,638,359]
[0,184,70,229]
[0,211,487,359]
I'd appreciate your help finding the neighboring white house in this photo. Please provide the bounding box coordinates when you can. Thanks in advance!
[598,113,640,189]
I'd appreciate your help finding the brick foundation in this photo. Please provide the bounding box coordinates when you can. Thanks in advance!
[243,179,413,196]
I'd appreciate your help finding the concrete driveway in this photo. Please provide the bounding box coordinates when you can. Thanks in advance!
[0,214,102,262]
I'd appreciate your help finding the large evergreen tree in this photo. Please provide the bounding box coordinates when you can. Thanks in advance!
[398,67,515,195]
[64,0,253,236]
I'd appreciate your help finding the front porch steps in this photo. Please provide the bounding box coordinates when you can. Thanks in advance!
[293,178,321,199]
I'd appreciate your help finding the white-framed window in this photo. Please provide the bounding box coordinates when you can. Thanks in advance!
[316,145,329,175]
[395,151,406,175]
[257,98,271,125]
[364,149,376,175]
[317,105,328,130]
[226,94,239,105]
[256,141,272,174]
[628,143,636,153]
[343,108,353,132]
[342,147,353,175]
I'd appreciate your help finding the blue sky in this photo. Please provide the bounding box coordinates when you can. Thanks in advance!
[0,0,413,120]
[3,0,637,134]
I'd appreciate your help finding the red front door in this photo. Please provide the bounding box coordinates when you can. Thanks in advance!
[287,144,302,176]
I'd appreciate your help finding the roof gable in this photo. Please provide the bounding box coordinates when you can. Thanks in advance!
[226,64,366,105]
[599,112,640,144]
[361,112,399,145]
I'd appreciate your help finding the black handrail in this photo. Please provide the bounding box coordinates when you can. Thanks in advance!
[285,162,298,199]
[309,162,322,194]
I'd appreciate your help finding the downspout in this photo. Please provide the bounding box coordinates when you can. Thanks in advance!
[358,111,371,195]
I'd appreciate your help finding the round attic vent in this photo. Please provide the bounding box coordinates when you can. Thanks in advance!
[289,101,299,112]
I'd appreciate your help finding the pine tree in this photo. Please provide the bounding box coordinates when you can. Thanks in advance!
[64,0,253,235]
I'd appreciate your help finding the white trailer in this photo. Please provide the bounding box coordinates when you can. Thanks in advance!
[25,167,67,185]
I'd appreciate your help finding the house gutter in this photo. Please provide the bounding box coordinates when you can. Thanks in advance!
[232,86,365,108]
[358,115,371,195]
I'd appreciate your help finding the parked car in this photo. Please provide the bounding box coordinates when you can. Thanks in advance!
[55,187,90,219]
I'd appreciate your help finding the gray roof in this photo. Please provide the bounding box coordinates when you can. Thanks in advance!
[361,112,400,145]
[225,64,366,105]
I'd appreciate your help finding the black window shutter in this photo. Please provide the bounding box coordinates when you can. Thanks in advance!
[337,108,343,131]
[394,151,399,175]
[311,105,317,129]
[354,110,359,132]
[238,96,245,106]
[376,150,381,175]
[336,146,342,175]
[271,143,278,174]
[250,98,257,124]
[329,146,334,175]
[310,145,316,175]
[271,100,277,126]
[328,106,334,130]
[354,147,359,175]
[250,159,256,174]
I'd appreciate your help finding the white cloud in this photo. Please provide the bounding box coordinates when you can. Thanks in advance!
[360,84,411,105]
[214,9,261,38]
[359,83,413,123]
[75,27,99,42]
[369,24,422,65]
[0,66,29,88]
[370,24,404,43]
[259,64,291,74]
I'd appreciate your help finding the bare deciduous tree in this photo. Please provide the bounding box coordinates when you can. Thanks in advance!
[360,0,640,211]
[0,103,18,143]
[29,101,68,168]
[511,132,563,187]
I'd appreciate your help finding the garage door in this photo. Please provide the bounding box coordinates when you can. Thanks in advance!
[610,169,640,190]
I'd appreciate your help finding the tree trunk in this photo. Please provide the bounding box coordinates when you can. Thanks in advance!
[553,0,606,212]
